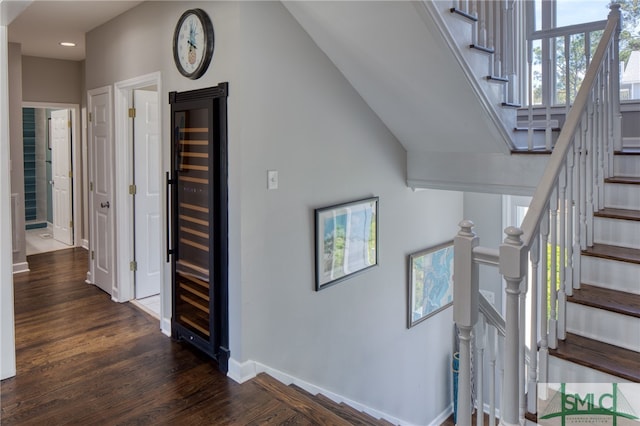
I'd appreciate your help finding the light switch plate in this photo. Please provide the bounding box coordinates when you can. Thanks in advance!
[267,170,278,190]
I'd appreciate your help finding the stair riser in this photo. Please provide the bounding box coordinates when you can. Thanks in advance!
[566,302,640,352]
[593,217,640,250]
[548,356,629,383]
[604,183,640,210]
[614,156,640,178]
[581,255,640,295]
[622,136,640,149]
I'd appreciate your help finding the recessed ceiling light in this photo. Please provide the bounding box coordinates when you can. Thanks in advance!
[59,42,76,47]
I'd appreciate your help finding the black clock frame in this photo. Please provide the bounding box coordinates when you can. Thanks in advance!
[173,8,215,80]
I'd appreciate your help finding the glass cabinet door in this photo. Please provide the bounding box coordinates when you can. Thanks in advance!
[174,108,213,341]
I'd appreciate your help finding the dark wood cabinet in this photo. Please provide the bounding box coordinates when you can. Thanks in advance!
[168,83,229,372]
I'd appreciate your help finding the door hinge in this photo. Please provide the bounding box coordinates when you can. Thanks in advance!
[89,112,92,122]
[129,184,137,195]
[68,170,73,178]
[90,182,94,191]
[129,261,137,272]
[68,120,72,128]
[69,220,73,228]
[128,108,136,118]
[91,251,95,260]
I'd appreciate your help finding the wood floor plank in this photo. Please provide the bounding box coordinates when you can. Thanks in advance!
[550,333,640,382]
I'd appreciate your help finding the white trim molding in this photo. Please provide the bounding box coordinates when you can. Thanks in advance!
[12,262,29,274]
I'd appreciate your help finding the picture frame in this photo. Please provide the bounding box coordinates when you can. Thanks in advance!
[315,197,378,291]
[407,240,454,328]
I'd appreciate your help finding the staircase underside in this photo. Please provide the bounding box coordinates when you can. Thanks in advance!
[283,1,511,156]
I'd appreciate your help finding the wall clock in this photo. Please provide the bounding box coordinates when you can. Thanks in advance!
[173,9,214,80]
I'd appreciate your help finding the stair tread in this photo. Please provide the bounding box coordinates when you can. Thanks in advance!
[470,44,495,54]
[605,176,640,184]
[582,243,640,264]
[513,126,561,132]
[568,284,640,318]
[550,333,640,382]
[594,207,640,221]
[450,7,478,22]
[615,148,640,155]
[252,373,352,425]
[289,383,388,425]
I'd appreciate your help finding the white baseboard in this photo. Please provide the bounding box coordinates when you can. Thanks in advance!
[81,239,89,250]
[429,403,453,426]
[227,358,419,426]
[161,317,171,337]
[227,358,257,384]
[12,262,29,274]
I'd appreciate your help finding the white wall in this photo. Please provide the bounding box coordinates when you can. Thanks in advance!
[1,27,17,380]
[85,2,464,424]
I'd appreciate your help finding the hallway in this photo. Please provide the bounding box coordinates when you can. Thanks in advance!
[1,248,352,425]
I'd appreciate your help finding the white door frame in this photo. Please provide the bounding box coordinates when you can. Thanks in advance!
[113,72,165,326]
[22,102,81,249]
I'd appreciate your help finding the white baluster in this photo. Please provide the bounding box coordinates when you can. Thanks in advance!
[571,136,581,292]
[586,94,595,247]
[488,325,497,426]
[579,114,588,252]
[519,277,527,421]
[527,38,534,150]
[538,211,550,392]
[476,317,486,426]
[527,235,540,413]
[610,4,623,152]
[548,187,558,350]
[499,227,526,426]
[597,72,606,210]
[454,220,480,426]
[557,164,567,341]
[477,1,486,49]
[565,34,571,106]
[566,143,575,297]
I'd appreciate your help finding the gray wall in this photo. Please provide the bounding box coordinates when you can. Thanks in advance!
[21,56,83,104]
[85,1,464,423]
[462,192,504,307]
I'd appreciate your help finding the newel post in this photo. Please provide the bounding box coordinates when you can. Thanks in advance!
[454,220,479,426]
[499,227,527,426]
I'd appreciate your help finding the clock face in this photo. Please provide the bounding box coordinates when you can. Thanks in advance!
[173,9,214,79]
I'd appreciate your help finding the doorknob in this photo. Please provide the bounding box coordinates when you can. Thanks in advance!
[100,201,110,209]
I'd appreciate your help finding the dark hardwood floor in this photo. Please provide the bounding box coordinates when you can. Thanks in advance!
[1,248,382,425]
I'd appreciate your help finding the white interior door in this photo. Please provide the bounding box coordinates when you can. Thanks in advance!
[50,109,73,245]
[133,89,161,299]
[89,89,114,295]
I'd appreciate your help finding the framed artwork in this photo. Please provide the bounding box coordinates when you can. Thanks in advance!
[315,197,378,290]
[407,240,454,328]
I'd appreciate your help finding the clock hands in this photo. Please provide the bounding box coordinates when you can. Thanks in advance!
[187,20,198,65]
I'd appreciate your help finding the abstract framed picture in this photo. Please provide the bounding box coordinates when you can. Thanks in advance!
[315,197,378,291]
[407,240,454,328]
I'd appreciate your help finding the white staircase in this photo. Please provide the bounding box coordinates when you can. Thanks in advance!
[548,150,640,386]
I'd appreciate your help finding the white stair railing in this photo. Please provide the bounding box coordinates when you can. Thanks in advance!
[453,5,621,425]
[451,0,525,107]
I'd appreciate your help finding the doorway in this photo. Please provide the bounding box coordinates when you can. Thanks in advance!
[21,103,80,256]
[113,73,165,331]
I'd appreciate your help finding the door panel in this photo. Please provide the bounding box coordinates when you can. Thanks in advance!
[51,109,72,245]
[133,89,161,299]
[90,90,114,295]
